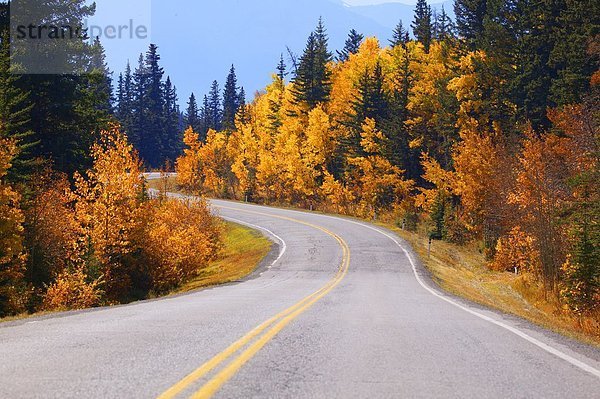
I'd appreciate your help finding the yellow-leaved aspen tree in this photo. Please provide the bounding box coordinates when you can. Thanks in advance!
[73,125,144,302]
[0,137,27,316]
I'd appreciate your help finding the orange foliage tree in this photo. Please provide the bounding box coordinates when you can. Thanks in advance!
[0,137,27,316]
[141,198,223,293]
[72,125,145,302]
[176,127,203,193]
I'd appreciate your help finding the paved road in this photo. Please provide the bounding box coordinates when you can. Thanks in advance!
[1,198,599,398]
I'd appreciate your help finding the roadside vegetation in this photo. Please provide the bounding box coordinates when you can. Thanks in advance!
[0,126,270,320]
[392,226,600,347]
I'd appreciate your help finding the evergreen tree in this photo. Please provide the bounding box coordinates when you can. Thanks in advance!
[116,62,134,142]
[454,0,487,48]
[0,16,36,182]
[75,38,114,158]
[343,62,389,157]
[131,54,148,152]
[277,54,287,82]
[200,94,211,141]
[222,65,240,132]
[433,6,455,41]
[163,77,181,162]
[549,0,599,107]
[412,0,433,52]
[384,46,415,176]
[390,20,410,47]
[237,87,249,124]
[208,80,222,131]
[143,44,166,167]
[185,93,201,133]
[13,0,104,175]
[337,29,364,62]
[292,18,333,109]
[88,37,113,115]
[117,73,125,115]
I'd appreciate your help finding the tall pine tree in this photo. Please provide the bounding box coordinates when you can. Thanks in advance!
[163,76,181,163]
[337,29,364,62]
[207,80,222,132]
[142,44,165,167]
[116,62,134,143]
[433,6,455,41]
[131,54,148,152]
[292,18,333,110]
[454,0,487,49]
[390,20,410,47]
[200,94,211,141]
[277,54,287,82]
[412,0,433,52]
[222,65,240,132]
[185,93,201,133]
[0,10,36,182]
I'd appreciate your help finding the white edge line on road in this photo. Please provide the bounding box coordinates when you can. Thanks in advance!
[334,216,600,379]
[218,215,287,269]
[212,200,600,379]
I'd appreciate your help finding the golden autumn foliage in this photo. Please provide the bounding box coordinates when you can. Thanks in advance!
[0,137,27,316]
[33,125,226,309]
[23,171,81,290]
[346,118,413,217]
[320,172,355,214]
[176,127,203,193]
[141,198,223,293]
[42,267,103,311]
[491,227,539,273]
[452,120,512,252]
[508,130,575,290]
[72,124,145,301]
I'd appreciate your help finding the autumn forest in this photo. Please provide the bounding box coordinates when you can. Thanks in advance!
[0,0,598,335]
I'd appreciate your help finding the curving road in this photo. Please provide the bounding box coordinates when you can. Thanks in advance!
[1,197,599,398]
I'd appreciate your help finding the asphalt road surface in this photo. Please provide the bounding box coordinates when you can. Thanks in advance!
[1,196,599,398]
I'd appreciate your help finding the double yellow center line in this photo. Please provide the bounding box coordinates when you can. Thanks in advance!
[157,206,351,399]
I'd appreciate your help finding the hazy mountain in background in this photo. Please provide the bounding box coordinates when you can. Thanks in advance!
[105,0,453,105]
[346,1,454,30]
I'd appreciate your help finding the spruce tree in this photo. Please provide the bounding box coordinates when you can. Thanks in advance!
[0,20,36,182]
[208,80,222,131]
[163,77,181,162]
[383,46,415,176]
[390,20,410,47]
[131,54,148,152]
[277,54,287,82]
[200,94,211,141]
[454,0,487,48]
[13,0,102,175]
[88,37,113,115]
[185,93,201,133]
[75,38,113,158]
[292,18,333,109]
[143,44,166,167]
[116,62,134,142]
[337,29,364,62]
[412,0,433,52]
[343,62,389,157]
[434,6,455,41]
[237,87,249,124]
[222,65,239,132]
